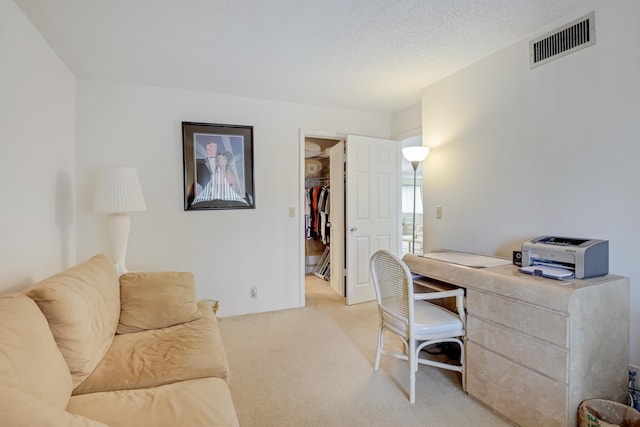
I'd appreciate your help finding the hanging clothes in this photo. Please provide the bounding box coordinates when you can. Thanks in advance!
[317,186,330,244]
[305,188,312,240]
[304,184,330,242]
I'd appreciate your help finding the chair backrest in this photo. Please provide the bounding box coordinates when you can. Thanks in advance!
[370,250,415,325]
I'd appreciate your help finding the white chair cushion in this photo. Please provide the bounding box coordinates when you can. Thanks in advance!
[384,301,462,336]
[414,301,463,335]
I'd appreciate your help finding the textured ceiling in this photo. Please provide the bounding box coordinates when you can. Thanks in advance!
[15,0,590,113]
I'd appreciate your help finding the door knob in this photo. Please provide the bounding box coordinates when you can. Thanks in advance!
[350,227,357,232]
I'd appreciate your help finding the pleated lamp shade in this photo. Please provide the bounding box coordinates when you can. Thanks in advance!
[93,167,146,213]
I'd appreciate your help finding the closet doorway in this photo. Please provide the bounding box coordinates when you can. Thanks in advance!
[300,130,400,306]
[302,133,344,300]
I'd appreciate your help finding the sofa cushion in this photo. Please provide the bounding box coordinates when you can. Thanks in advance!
[25,254,120,389]
[0,293,72,408]
[117,271,201,334]
[67,378,239,427]
[0,387,107,427]
[74,302,229,395]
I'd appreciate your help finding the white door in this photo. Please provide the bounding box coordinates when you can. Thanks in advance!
[346,135,399,305]
[329,142,345,297]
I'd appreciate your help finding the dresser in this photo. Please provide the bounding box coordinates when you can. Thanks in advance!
[403,253,630,427]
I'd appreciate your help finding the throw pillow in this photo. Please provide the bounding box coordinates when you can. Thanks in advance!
[24,254,120,389]
[117,272,202,334]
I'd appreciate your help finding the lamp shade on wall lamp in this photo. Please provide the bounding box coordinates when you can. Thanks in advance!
[93,167,146,274]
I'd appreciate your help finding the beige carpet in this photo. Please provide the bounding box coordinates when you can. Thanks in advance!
[218,276,513,427]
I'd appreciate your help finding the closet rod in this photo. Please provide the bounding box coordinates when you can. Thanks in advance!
[305,177,330,183]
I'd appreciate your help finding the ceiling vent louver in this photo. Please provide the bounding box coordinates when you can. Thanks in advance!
[530,12,595,68]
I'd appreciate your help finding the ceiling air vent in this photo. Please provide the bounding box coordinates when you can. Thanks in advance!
[530,11,595,68]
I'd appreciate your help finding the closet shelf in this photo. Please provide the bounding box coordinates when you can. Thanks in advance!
[305,177,330,186]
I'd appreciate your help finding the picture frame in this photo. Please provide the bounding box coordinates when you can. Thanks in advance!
[182,122,255,210]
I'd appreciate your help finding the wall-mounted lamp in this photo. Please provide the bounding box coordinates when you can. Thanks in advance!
[402,146,430,254]
[93,167,146,274]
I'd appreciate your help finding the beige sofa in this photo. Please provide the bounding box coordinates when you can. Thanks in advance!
[0,254,239,427]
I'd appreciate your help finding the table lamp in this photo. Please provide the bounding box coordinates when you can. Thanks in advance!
[93,167,146,274]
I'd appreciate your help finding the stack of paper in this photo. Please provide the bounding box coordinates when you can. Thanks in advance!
[519,265,574,280]
[422,251,512,268]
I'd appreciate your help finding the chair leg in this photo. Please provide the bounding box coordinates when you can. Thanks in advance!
[374,327,384,370]
[409,370,416,404]
[409,338,416,404]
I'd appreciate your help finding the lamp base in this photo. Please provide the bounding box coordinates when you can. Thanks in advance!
[107,213,131,275]
[114,262,128,275]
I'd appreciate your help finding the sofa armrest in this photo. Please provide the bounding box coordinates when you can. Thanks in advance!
[200,299,219,314]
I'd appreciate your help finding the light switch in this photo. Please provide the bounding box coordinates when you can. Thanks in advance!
[289,207,295,217]
[436,206,442,219]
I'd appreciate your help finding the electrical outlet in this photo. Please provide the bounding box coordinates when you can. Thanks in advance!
[250,286,258,298]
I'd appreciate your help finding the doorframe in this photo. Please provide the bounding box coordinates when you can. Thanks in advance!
[298,129,347,307]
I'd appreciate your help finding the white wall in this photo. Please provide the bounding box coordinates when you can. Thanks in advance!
[391,102,421,141]
[0,0,76,293]
[421,1,640,364]
[75,80,390,316]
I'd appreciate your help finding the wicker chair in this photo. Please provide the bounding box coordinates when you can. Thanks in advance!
[370,250,465,403]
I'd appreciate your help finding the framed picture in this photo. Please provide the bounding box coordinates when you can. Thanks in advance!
[182,122,255,210]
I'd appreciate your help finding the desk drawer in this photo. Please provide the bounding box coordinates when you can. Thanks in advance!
[467,341,567,427]
[467,289,568,347]
[467,316,568,383]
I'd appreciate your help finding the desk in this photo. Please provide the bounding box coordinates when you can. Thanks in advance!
[403,253,630,427]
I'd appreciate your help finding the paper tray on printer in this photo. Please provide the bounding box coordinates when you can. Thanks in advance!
[520,265,574,280]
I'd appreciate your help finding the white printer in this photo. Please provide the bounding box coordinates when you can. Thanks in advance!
[521,236,609,279]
